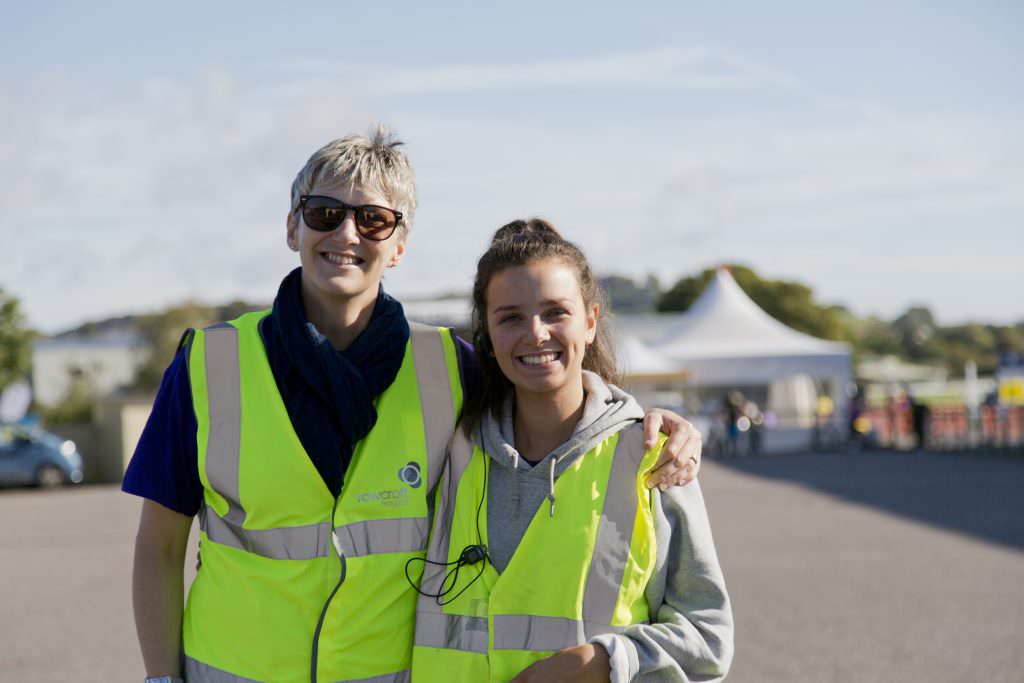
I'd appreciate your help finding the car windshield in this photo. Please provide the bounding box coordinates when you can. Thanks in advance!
[0,425,61,448]
[0,425,33,446]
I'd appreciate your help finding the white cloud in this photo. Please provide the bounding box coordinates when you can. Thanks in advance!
[275,45,800,95]
[650,110,1024,233]
[0,68,377,331]
[2,48,1022,332]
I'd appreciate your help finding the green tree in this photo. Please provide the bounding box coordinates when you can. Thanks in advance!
[657,265,847,341]
[599,274,661,313]
[882,310,1024,375]
[891,307,937,361]
[852,316,904,357]
[933,323,996,374]
[657,274,705,313]
[0,288,34,392]
[994,325,1024,354]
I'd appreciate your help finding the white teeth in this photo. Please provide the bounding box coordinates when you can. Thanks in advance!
[325,253,360,265]
[520,352,559,365]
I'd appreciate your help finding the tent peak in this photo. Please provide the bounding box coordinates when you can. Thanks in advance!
[654,267,850,360]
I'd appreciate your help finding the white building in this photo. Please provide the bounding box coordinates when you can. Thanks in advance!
[31,333,150,407]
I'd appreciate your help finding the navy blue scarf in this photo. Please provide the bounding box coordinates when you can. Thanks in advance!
[261,267,410,496]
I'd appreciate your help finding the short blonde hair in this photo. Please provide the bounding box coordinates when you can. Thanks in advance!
[289,124,417,235]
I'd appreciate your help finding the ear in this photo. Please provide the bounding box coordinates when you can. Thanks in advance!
[585,303,599,344]
[387,233,407,268]
[286,212,299,252]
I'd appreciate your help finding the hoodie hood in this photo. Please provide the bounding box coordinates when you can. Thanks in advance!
[478,371,643,474]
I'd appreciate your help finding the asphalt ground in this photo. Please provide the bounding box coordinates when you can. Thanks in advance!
[1,449,1021,682]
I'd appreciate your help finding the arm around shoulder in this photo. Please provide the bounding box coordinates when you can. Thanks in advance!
[593,481,734,682]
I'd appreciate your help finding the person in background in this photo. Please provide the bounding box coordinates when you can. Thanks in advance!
[411,219,733,682]
[847,384,868,450]
[741,397,763,455]
[124,128,705,683]
[722,391,743,457]
[909,390,930,451]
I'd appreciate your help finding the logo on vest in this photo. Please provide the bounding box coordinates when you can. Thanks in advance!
[398,461,422,488]
[356,488,409,506]
[355,461,422,507]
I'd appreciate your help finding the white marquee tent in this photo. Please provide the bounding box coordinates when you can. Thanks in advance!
[652,267,853,431]
[654,267,852,384]
[616,333,683,378]
[615,333,690,410]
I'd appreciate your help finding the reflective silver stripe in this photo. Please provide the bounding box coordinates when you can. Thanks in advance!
[413,433,485,652]
[333,516,430,557]
[581,422,646,630]
[494,614,580,651]
[409,323,457,494]
[201,505,333,560]
[416,430,475,605]
[203,323,245,527]
[184,655,262,682]
[327,670,411,683]
[200,322,335,561]
[186,655,409,683]
[492,614,631,652]
[414,612,489,654]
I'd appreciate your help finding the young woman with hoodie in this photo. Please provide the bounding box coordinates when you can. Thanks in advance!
[411,219,734,682]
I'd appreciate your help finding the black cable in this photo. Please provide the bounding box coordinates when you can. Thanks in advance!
[474,451,488,554]
[405,426,490,605]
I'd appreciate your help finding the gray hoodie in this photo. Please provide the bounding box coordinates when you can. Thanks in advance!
[476,371,734,682]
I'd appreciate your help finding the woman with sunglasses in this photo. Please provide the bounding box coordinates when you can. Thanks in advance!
[124,129,705,683]
[411,220,733,683]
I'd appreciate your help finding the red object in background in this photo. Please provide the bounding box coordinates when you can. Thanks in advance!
[861,404,1023,449]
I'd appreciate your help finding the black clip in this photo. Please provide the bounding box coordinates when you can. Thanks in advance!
[459,545,488,565]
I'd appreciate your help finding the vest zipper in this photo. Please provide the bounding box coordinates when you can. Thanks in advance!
[311,494,345,683]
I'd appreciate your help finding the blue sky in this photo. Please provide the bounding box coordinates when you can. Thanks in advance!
[2,1,1022,332]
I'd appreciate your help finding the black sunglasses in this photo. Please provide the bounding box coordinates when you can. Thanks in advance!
[298,195,403,241]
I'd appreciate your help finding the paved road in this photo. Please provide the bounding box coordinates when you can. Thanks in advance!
[1,450,1021,682]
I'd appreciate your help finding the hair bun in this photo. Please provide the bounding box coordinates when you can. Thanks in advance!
[490,218,564,245]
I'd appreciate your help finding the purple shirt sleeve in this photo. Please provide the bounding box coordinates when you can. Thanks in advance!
[121,345,203,517]
[454,334,480,406]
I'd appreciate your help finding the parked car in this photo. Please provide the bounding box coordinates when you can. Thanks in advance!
[0,424,84,488]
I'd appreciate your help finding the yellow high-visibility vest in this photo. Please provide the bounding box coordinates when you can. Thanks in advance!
[182,311,463,683]
[411,423,661,683]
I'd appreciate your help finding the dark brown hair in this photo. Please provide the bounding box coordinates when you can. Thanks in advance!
[462,218,619,433]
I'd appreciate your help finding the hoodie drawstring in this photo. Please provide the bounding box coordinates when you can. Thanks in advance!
[547,458,556,517]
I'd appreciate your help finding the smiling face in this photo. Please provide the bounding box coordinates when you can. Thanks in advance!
[485,259,598,405]
[286,182,406,317]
